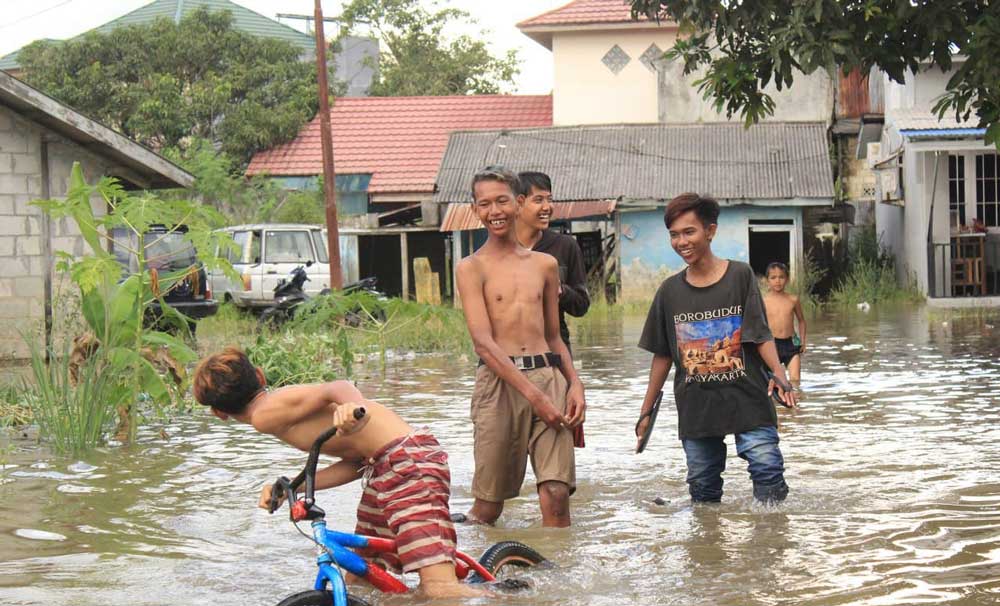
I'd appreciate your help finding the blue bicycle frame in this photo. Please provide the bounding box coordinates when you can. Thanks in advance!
[307,519,409,604]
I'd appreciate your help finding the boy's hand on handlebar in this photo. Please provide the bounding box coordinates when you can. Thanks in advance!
[259,483,286,511]
[333,402,365,434]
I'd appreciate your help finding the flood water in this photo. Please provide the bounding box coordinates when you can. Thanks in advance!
[1,305,999,605]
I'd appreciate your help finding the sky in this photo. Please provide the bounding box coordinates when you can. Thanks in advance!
[0,0,563,93]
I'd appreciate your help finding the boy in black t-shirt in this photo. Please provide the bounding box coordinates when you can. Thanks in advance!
[635,193,797,504]
[514,172,591,353]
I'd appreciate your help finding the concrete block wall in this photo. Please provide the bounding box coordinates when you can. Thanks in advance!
[0,105,111,361]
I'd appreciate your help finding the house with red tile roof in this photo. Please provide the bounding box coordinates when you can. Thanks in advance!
[245,94,552,299]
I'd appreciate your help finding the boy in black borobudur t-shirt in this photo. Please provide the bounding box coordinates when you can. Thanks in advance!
[635,193,796,504]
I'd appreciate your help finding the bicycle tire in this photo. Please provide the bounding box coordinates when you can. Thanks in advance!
[275,590,369,606]
[469,541,548,582]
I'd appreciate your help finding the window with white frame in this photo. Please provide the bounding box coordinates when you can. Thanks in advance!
[948,154,966,229]
[976,153,1000,227]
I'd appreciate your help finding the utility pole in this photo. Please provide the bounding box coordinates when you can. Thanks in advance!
[314,0,343,290]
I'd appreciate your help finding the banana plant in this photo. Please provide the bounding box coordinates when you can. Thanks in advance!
[30,162,239,444]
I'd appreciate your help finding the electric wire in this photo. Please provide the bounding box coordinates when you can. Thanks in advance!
[0,0,76,31]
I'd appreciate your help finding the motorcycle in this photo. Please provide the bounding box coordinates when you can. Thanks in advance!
[258,262,313,327]
[259,264,386,327]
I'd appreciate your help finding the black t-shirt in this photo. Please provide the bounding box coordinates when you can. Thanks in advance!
[533,230,590,349]
[638,261,776,439]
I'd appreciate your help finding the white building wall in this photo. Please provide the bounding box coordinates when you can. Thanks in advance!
[657,62,835,124]
[551,27,679,125]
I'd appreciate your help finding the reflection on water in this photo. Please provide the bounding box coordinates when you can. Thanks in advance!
[1,306,999,605]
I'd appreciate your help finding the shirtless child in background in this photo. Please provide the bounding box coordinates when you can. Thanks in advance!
[192,347,478,598]
[455,166,586,528]
[762,262,807,383]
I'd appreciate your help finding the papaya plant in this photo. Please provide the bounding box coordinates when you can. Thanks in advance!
[29,162,238,447]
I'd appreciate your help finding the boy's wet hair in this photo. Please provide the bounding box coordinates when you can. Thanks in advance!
[766,262,790,277]
[192,347,263,415]
[471,165,518,201]
[516,171,552,197]
[664,193,720,229]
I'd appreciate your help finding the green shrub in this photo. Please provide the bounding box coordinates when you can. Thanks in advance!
[246,331,354,386]
[0,383,33,427]
[830,225,923,305]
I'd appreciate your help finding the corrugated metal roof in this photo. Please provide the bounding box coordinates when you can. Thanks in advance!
[433,122,835,204]
[0,0,314,71]
[889,109,978,131]
[95,0,314,52]
[439,200,617,232]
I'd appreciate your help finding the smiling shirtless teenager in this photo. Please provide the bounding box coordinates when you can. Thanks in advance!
[455,166,586,527]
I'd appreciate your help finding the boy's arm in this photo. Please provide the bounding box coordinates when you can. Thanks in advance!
[560,241,590,318]
[251,380,365,436]
[257,459,363,510]
[635,354,671,450]
[758,341,798,408]
[793,296,807,353]
[543,256,586,428]
[456,258,565,429]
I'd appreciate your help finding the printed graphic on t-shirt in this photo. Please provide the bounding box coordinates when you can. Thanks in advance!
[674,305,747,383]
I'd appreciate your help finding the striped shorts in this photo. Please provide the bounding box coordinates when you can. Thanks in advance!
[355,429,457,574]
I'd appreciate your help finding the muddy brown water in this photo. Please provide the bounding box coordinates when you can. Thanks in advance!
[1,306,999,605]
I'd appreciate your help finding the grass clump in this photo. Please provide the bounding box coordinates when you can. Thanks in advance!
[24,341,123,455]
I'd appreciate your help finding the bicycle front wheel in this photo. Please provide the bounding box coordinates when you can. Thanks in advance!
[275,590,369,606]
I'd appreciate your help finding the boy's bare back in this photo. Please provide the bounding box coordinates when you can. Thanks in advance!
[764,291,799,339]
[458,246,558,356]
[248,382,412,461]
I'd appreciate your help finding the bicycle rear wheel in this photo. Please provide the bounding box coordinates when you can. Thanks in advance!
[275,590,369,606]
[469,541,548,583]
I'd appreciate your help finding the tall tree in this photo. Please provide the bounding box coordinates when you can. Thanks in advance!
[630,1,1000,144]
[19,9,320,163]
[337,0,519,96]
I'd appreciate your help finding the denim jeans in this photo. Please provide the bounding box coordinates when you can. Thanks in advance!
[681,425,789,504]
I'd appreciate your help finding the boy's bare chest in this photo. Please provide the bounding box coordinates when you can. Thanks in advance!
[766,295,794,314]
[481,262,545,305]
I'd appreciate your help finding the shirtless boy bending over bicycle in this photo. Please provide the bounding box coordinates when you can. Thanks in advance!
[192,347,480,599]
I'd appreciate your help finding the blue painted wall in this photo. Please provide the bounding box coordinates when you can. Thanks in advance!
[619,205,803,301]
[271,174,372,216]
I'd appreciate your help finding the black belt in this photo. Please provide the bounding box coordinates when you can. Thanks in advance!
[478,352,561,371]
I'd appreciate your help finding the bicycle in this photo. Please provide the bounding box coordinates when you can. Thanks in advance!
[267,408,548,606]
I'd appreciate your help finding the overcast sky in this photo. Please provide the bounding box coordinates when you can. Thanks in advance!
[0,0,562,94]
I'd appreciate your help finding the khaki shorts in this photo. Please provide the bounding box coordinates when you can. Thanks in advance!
[470,364,576,502]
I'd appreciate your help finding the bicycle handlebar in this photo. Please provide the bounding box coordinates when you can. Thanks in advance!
[268,407,367,518]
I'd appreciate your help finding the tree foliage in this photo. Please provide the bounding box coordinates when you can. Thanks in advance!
[19,9,319,163]
[337,0,519,96]
[630,1,1000,144]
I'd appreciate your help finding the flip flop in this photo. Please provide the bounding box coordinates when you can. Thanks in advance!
[762,369,794,408]
[635,391,663,454]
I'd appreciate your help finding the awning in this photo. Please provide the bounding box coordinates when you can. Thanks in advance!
[439,200,617,232]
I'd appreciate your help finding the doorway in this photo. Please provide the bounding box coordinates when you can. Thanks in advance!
[748,225,793,277]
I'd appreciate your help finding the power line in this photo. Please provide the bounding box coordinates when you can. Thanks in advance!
[0,0,76,32]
